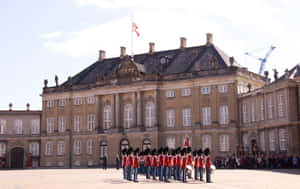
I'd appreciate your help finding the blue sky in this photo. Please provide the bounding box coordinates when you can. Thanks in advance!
[1,0,300,110]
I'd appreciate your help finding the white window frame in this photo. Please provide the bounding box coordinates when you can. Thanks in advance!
[182,108,192,127]
[219,135,230,152]
[202,106,211,126]
[166,109,175,128]
[218,85,228,93]
[181,88,191,97]
[201,87,211,95]
[74,116,82,132]
[47,100,54,108]
[87,114,95,131]
[166,136,175,149]
[0,143,6,157]
[45,141,53,156]
[279,128,288,151]
[166,90,175,98]
[0,120,6,135]
[260,99,265,121]
[31,120,40,135]
[269,130,276,152]
[46,117,54,134]
[58,99,66,107]
[57,141,65,155]
[277,95,284,118]
[100,141,108,158]
[104,105,112,130]
[58,116,66,133]
[86,139,93,155]
[260,131,266,152]
[124,104,133,129]
[219,105,229,125]
[242,103,248,123]
[14,120,23,135]
[74,140,82,155]
[267,97,274,120]
[74,98,82,105]
[29,142,39,156]
[145,102,155,128]
[251,102,255,122]
[87,96,95,105]
[202,134,212,150]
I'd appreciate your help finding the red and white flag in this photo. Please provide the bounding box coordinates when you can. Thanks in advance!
[132,22,140,37]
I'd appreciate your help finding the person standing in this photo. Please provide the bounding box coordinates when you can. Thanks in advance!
[122,149,127,179]
[145,149,151,179]
[187,147,193,179]
[133,148,140,182]
[127,148,134,181]
[158,148,164,181]
[163,147,169,182]
[172,150,177,180]
[176,148,182,180]
[198,149,204,181]
[204,148,212,183]
[181,149,187,183]
[103,155,107,169]
[151,149,158,180]
[193,151,199,180]
[116,154,120,170]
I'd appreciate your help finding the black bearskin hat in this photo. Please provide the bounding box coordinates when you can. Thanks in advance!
[204,148,210,156]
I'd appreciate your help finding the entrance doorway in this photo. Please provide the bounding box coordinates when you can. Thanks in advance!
[10,147,24,168]
[251,139,257,155]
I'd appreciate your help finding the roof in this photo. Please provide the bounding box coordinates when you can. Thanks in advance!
[61,44,241,87]
[0,110,42,115]
[279,64,300,80]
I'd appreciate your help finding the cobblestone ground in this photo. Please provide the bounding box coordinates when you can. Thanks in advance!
[0,169,299,189]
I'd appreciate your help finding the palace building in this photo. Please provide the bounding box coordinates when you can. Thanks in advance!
[1,33,299,169]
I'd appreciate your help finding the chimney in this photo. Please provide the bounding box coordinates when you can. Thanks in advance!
[98,50,106,61]
[206,33,213,46]
[180,37,187,49]
[9,103,12,111]
[26,103,30,111]
[120,47,126,57]
[149,43,155,54]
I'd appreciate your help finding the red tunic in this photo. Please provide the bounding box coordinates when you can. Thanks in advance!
[168,156,172,166]
[152,156,158,167]
[133,156,139,168]
[176,155,181,167]
[159,155,164,166]
[181,156,187,168]
[127,156,133,167]
[145,155,151,167]
[205,156,211,168]
[163,155,169,167]
[173,156,177,167]
[122,156,127,167]
[194,157,199,167]
[199,157,204,168]
[187,154,193,165]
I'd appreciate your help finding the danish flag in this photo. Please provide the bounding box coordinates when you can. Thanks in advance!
[132,22,140,37]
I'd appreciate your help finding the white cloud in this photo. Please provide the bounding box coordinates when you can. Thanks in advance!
[41,31,62,40]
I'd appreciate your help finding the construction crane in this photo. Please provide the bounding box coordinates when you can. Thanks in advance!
[245,46,276,75]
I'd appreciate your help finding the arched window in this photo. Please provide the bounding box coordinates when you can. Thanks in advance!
[202,134,212,150]
[104,105,112,129]
[100,141,108,158]
[142,139,151,150]
[145,102,155,128]
[120,139,129,151]
[124,104,133,129]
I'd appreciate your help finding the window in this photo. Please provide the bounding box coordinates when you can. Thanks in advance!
[182,108,192,126]
[202,135,212,150]
[219,105,229,124]
[74,140,82,155]
[0,120,6,135]
[0,143,6,157]
[74,98,82,105]
[219,135,229,152]
[124,104,133,129]
[87,114,96,131]
[142,139,151,150]
[218,85,228,93]
[45,142,53,156]
[46,118,54,134]
[87,96,95,105]
[182,136,192,148]
[104,105,112,129]
[166,109,175,127]
[260,99,265,121]
[251,102,255,122]
[57,141,65,155]
[100,141,107,158]
[86,139,93,155]
[166,136,175,149]
[58,116,66,133]
[29,142,39,156]
[260,131,266,152]
[58,99,66,107]
[74,116,82,132]
[47,100,54,108]
[31,120,40,135]
[267,97,274,120]
[14,120,23,135]
[242,103,248,123]
[202,106,211,126]
[181,88,191,96]
[166,90,175,98]
[243,133,248,151]
[145,102,155,128]
[277,95,285,118]
[201,87,210,94]
[279,128,288,151]
[269,130,276,152]
[120,140,129,151]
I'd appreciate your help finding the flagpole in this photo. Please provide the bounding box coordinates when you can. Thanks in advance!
[131,15,133,60]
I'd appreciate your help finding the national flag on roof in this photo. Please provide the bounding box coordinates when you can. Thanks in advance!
[132,22,140,37]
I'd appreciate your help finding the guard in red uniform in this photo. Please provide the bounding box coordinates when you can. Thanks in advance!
[198,149,204,181]
[171,150,176,180]
[151,149,158,180]
[133,148,140,182]
[158,148,164,181]
[176,148,182,180]
[181,149,187,182]
[122,149,127,179]
[193,151,199,180]
[204,148,212,183]
[186,147,193,179]
[163,147,169,182]
[145,149,151,179]
[127,148,134,181]
[168,150,173,179]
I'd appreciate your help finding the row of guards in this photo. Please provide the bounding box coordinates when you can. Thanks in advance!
[121,137,216,183]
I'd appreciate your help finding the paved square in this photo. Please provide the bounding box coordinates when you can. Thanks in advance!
[0,169,299,189]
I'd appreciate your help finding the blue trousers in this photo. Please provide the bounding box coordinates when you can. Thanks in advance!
[206,168,211,182]
[152,167,157,179]
[194,167,198,180]
[127,166,132,180]
[168,166,172,179]
[123,167,127,179]
[158,166,163,181]
[163,167,169,181]
[176,166,181,180]
[146,166,151,179]
[182,168,186,182]
[199,167,204,181]
[134,168,138,182]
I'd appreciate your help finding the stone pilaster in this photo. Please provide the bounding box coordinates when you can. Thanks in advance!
[115,93,120,128]
[137,91,142,127]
